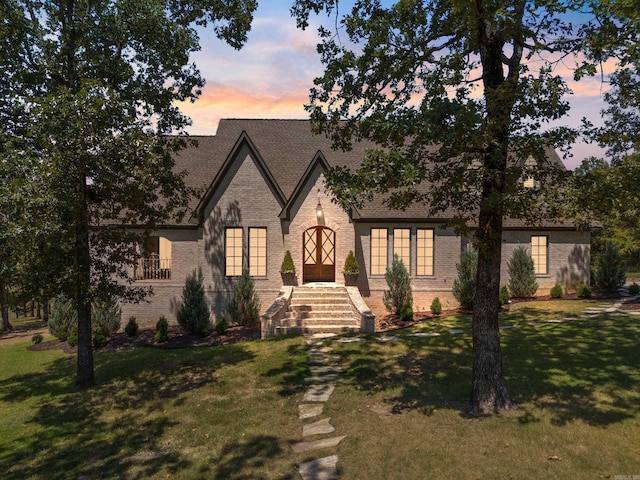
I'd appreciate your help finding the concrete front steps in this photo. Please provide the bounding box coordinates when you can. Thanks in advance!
[274,285,360,336]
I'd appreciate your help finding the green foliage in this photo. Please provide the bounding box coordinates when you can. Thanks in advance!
[629,283,640,295]
[280,250,296,274]
[499,286,510,306]
[48,296,76,342]
[155,316,168,343]
[125,316,138,337]
[343,250,359,274]
[214,317,229,335]
[92,297,122,337]
[31,333,43,344]
[453,246,478,309]
[228,270,261,327]
[550,283,564,299]
[383,254,413,316]
[93,332,107,349]
[177,270,210,337]
[594,242,627,292]
[578,284,592,299]
[430,297,442,315]
[507,247,538,298]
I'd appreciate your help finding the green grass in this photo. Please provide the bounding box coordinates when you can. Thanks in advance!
[1,300,639,479]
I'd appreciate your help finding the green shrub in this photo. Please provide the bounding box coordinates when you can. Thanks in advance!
[594,242,626,292]
[499,286,510,306]
[93,331,107,348]
[67,328,78,346]
[228,270,261,326]
[401,304,413,321]
[280,250,295,273]
[48,295,76,341]
[578,284,592,299]
[124,316,138,337]
[550,283,563,298]
[430,297,442,315]
[177,270,211,337]
[507,246,538,298]
[629,283,640,295]
[383,254,413,317]
[453,245,477,309]
[155,316,168,342]
[92,297,121,337]
[343,250,359,274]
[31,333,43,344]
[214,317,228,335]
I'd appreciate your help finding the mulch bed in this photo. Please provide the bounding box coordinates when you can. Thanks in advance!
[26,325,261,355]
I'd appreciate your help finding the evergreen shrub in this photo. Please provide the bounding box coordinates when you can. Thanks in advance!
[578,284,592,299]
[155,316,168,342]
[507,246,538,298]
[550,283,563,298]
[430,297,442,315]
[228,270,261,326]
[383,254,413,317]
[453,245,477,309]
[280,250,295,273]
[48,296,76,341]
[93,331,107,348]
[629,283,640,295]
[499,286,510,306]
[343,250,359,274]
[125,316,138,337]
[92,297,121,337]
[594,242,627,292]
[177,270,211,337]
[31,333,43,344]
[214,317,228,335]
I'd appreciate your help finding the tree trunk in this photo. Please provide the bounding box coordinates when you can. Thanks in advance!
[43,300,50,323]
[0,279,12,331]
[37,300,42,320]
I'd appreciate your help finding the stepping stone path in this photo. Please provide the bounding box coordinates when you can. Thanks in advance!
[296,333,346,480]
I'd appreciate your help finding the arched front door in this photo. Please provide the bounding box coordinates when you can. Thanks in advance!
[303,227,335,282]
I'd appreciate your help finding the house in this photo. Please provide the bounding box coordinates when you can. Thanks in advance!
[122,119,590,336]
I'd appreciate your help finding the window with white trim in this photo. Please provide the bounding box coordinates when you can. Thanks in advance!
[531,235,548,275]
[371,228,388,275]
[249,227,267,277]
[225,227,243,276]
[416,229,434,276]
[393,228,411,271]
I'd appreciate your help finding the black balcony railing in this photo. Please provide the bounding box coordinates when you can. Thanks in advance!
[135,256,171,280]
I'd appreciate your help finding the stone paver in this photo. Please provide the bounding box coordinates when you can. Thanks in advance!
[376,335,403,342]
[528,322,544,326]
[449,329,463,334]
[308,355,341,364]
[304,374,343,384]
[546,319,563,323]
[299,403,324,419]
[499,325,514,330]
[308,347,333,355]
[309,365,343,374]
[303,384,336,402]
[335,337,365,343]
[410,332,441,338]
[292,436,346,453]
[302,418,335,437]
[299,455,339,480]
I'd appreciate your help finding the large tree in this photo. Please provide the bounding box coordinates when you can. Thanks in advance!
[291,0,588,413]
[0,0,256,387]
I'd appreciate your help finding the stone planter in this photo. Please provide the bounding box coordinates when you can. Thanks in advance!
[344,273,359,286]
[281,272,297,286]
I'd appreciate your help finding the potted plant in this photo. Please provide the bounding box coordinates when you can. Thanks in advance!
[280,250,296,285]
[343,250,359,286]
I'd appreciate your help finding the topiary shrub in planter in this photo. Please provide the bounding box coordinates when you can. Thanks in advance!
[507,246,538,298]
[155,316,168,342]
[578,284,592,299]
[453,245,477,309]
[629,283,640,295]
[343,250,359,286]
[280,250,296,285]
[430,297,442,315]
[228,270,261,326]
[550,283,563,298]
[383,254,413,318]
[177,269,211,337]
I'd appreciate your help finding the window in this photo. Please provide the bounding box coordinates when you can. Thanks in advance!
[371,228,388,275]
[225,227,243,276]
[531,236,548,275]
[393,228,411,271]
[416,229,434,276]
[249,227,267,277]
[522,157,538,189]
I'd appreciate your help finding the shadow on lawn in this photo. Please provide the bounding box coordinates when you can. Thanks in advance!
[334,313,639,426]
[0,344,255,479]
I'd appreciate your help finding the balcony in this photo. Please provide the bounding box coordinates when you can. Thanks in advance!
[135,255,171,280]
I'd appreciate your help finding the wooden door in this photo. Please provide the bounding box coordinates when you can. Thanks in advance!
[303,227,335,282]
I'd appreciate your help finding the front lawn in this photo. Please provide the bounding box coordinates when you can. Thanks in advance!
[1,299,639,479]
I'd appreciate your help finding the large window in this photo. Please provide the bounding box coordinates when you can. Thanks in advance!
[531,236,548,275]
[393,228,411,271]
[249,227,267,277]
[225,227,243,276]
[371,228,388,275]
[416,229,434,276]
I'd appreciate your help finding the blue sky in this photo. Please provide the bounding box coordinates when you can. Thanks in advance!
[180,1,610,169]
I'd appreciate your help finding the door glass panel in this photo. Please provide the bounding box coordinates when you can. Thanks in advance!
[304,229,317,265]
[321,229,334,265]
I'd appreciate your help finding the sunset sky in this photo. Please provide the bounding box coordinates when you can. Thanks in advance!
[180,1,612,170]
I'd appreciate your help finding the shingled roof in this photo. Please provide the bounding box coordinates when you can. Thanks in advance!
[173,119,574,229]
